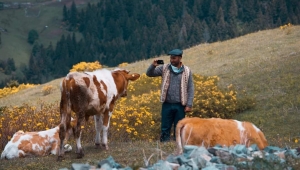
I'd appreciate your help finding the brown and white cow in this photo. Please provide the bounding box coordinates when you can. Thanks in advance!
[57,68,140,160]
[176,117,268,154]
[0,121,75,159]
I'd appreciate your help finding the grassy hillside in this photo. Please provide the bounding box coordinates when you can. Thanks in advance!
[0,0,96,82]
[0,25,299,169]
[2,24,300,136]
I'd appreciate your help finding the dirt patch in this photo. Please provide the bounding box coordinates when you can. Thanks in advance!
[47,28,63,38]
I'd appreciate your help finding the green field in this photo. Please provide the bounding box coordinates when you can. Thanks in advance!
[0,0,92,82]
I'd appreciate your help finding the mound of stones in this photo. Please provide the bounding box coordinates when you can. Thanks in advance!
[59,144,300,170]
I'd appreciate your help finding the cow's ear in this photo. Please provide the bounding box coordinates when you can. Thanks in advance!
[126,73,140,81]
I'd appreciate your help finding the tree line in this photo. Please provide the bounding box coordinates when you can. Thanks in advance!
[1,0,300,87]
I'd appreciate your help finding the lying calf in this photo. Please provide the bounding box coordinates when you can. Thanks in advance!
[176,117,268,154]
[1,120,75,159]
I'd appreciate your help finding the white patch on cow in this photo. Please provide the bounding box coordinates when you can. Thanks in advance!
[1,141,20,159]
[109,111,113,117]
[103,126,109,144]
[178,125,186,151]
[94,115,102,144]
[38,127,58,138]
[100,83,106,96]
[113,68,129,73]
[1,132,34,159]
[251,124,261,132]
[234,120,248,145]
[234,120,245,131]
[76,131,82,152]
[64,144,72,152]
[19,134,33,143]
[32,143,44,152]
[86,69,118,108]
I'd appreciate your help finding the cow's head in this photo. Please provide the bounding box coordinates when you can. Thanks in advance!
[112,68,140,97]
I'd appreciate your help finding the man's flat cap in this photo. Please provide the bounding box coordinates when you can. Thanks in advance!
[168,49,183,56]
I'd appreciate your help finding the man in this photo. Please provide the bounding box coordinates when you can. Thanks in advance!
[146,49,194,142]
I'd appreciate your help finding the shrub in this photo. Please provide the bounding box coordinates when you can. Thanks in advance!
[280,23,293,35]
[70,61,102,72]
[0,83,36,98]
[0,102,60,150]
[118,62,128,67]
[27,29,39,44]
[188,74,255,119]
[6,80,19,88]
[41,85,54,96]
[0,73,256,150]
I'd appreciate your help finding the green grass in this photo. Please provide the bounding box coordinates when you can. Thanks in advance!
[0,0,89,82]
[0,141,177,170]
[0,24,300,168]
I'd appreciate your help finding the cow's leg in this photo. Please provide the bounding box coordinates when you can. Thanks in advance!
[57,101,72,161]
[58,117,71,161]
[52,142,59,155]
[102,109,112,150]
[74,115,84,158]
[94,114,103,148]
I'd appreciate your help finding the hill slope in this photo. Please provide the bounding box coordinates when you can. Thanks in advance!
[0,0,96,82]
[0,25,300,146]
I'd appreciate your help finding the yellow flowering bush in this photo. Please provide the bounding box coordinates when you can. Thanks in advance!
[69,61,102,72]
[41,85,54,96]
[0,83,36,98]
[189,74,253,118]
[0,72,256,150]
[110,96,158,141]
[279,23,292,30]
[0,102,60,150]
[127,73,161,96]
[280,23,293,35]
[118,62,128,67]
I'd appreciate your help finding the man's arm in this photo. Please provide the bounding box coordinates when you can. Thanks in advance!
[186,70,194,109]
[146,60,164,77]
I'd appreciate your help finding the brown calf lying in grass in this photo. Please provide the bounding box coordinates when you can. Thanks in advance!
[176,117,268,154]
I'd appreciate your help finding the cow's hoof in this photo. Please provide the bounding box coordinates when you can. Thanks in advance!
[95,143,100,149]
[102,144,109,150]
[57,156,64,162]
[76,152,84,159]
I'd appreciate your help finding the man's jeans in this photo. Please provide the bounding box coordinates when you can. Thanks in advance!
[160,102,185,142]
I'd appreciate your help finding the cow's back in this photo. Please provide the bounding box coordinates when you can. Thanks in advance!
[177,117,268,149]
[61,71,117,115]
[178,118,242,147]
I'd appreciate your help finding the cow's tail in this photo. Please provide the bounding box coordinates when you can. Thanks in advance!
[59,77,72,127]
[58,76,72,160]
[176,119,186,155]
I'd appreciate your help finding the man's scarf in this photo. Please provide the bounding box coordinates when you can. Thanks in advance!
[161,64,190,106]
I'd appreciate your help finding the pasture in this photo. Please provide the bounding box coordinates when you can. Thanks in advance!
[0,25,300,169]
[0,0,94,82]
